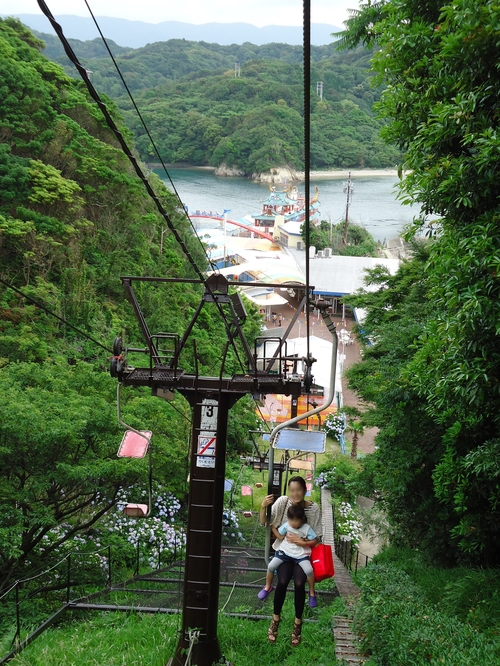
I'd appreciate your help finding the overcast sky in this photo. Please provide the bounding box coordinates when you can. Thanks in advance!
[0,0,357,27]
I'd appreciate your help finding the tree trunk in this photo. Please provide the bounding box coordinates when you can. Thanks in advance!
[351,432,358,459]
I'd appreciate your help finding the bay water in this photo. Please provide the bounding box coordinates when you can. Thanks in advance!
[157,168,420,242]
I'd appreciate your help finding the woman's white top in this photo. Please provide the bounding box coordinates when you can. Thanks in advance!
[270,495,322,552]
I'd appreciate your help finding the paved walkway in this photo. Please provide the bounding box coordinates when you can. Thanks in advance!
[265,304,377,455]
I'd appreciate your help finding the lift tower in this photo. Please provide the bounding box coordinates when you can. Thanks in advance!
[111,274,303,666]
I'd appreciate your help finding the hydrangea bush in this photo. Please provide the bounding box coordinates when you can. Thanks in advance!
[104,484,186,569]
[323,413,346,440]
[222,508,244,543]
[31,484,186,575]
[314,452,360,504]
[336,501,363,548]
[315,468,336,489]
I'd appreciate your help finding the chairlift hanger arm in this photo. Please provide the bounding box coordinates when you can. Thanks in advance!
[264,305,338,565]
[122,279,160,363]
[116,384,151,444]
[265,293,308,373]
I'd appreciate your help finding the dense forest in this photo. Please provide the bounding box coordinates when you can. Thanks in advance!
[34,32,401,174]
[342,0,500,566]
[0,17,259,591]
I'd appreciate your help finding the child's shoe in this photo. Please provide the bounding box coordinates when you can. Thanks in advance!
[258,586,273,600]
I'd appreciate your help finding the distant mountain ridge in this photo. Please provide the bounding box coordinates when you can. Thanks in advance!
[1,14,340,48]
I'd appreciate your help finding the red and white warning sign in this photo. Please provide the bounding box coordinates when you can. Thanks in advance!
[196,398,218,468]
[197,435,216,456]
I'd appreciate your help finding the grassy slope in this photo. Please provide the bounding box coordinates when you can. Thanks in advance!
[7,599,345,665]
[353,547,500,665]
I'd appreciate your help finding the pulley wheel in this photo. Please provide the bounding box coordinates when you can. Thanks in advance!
[110,357,123,378]
[113,337,123,356]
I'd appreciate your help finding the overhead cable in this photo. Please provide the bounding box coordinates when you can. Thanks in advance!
[0,278,111,353]
[36,0,205,283]
[303,0,312,366]
[38,1,247,375]
[82,0,218,274]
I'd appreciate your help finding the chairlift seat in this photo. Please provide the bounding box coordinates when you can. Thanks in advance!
[289,459,313,471]
[123,503,148,517]
[274,428,326,453]
[117,430,151,458]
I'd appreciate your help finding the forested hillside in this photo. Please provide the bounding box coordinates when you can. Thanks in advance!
[34,31,400,173]
[0,17,258,590]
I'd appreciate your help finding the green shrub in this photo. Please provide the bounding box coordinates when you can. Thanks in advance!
[355,564,500,665]
[439,569,500,636]
[315,452,360,504]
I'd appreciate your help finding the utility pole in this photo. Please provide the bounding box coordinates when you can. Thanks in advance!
[111,273,302,666]
[342,172,354,245]
[316,81,324,101]
[222,209,231,268]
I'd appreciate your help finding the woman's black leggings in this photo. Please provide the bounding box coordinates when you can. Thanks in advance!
[273,560,306,620]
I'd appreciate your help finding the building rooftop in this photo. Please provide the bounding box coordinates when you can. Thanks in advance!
[261,189,297,206]
[288,248,400,296]
[277,221,303,236]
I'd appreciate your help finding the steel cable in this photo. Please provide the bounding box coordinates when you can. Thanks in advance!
[303,0,312,368]
[82,0,218,275]
[37,0,205,283]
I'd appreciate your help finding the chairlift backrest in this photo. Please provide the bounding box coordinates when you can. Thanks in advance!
[123,503,148,517]
[273,428,326,453]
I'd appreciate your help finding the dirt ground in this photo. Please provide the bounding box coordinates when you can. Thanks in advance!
[336,319,377,456]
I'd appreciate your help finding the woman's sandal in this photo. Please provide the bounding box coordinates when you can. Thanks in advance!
[291,620,302,647]
[268,617,280,643]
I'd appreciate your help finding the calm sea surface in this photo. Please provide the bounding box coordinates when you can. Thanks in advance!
[156,168,420,242]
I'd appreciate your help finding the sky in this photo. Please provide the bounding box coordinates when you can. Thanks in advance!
[0,0,357,27]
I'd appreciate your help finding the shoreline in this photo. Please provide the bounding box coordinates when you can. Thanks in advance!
[148,163,216,170]
[148,163,400,179]
[311,168,399,179]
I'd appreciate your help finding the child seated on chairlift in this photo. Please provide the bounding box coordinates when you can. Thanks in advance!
[258,504,318,608]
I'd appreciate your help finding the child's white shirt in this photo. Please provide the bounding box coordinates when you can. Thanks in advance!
[277,521,317,558]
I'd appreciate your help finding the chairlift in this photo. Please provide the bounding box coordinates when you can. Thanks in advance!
[116,384,153,518]
[264,304,339,563]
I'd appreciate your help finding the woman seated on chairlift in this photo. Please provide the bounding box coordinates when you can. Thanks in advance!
[259,476,322,647]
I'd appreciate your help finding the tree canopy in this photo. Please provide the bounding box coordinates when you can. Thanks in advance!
[0,18,260,589]
[34,31,401,173]
[342,0,500,564]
